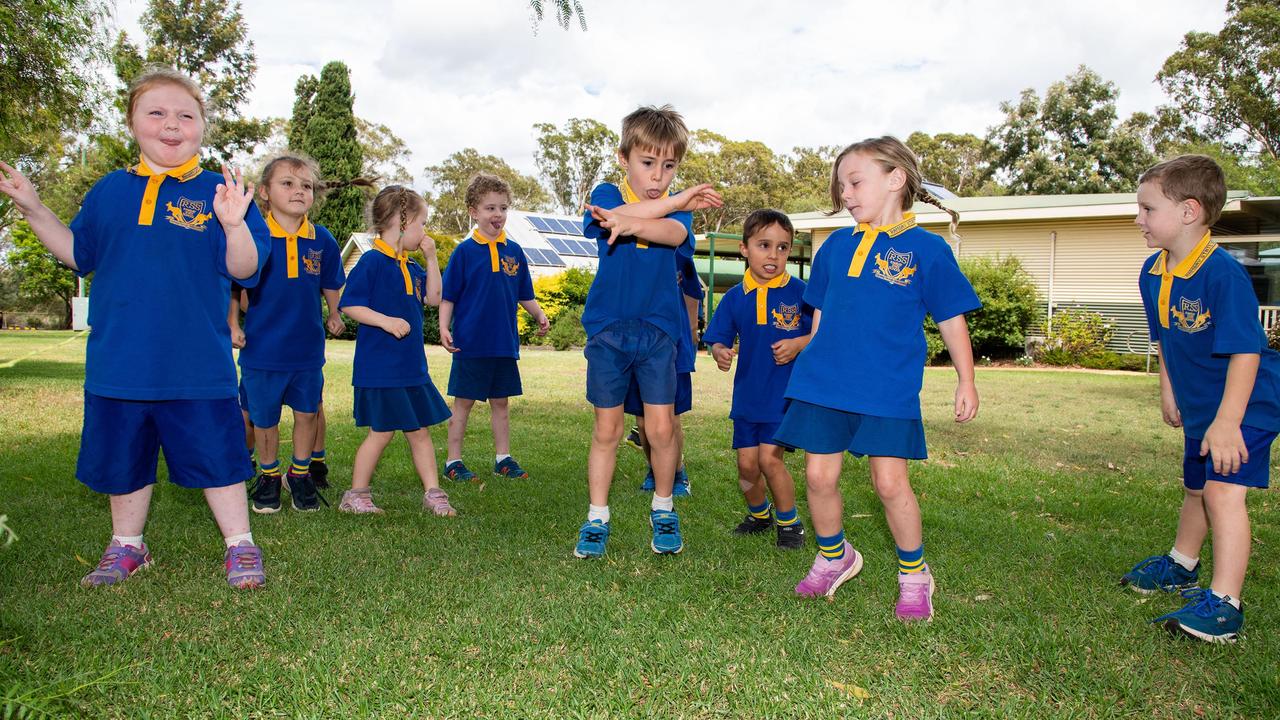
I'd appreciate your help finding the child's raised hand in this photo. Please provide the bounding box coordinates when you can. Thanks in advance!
[1201,419,1247,475]
[0,161,43,214]
[711,344,735,372]
[586,204,638,244]
[326,313,346,337]
[440,327,459,353]
[671,183,724,213]
[382,316,411,339]
[213,165,255,228]
[954,381,978,423]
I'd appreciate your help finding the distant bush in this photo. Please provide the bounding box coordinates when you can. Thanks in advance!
[547,305,586,350]
[1034,309,1115,366]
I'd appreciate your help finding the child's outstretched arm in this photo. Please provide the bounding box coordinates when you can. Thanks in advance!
[341,305,410,339]
[1202,353,1259,475]
[1156,342,1182,428]
[0,162,76,269]
[604,184,723,220]
[323,288,344,337]
[583,204,688,248]
[519,299,551,336]
[937,314,978,422]
[212,165,260,280]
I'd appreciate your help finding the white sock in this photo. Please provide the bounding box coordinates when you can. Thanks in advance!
[1211,589,1242,609]
[224,532,254,548]
[112,534,144,549]
[652,494,674,512]
[496,453,511,463]
[446,458,462,466]
[1169,546,1198,571]
[587,504,610,523]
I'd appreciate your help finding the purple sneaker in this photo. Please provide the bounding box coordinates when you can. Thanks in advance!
[794,542,863,598]
[224,541,265,590]
[896,568,935,621]
[81,541,152,587]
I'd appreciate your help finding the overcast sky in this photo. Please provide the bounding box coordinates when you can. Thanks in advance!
[110,0,1228,189]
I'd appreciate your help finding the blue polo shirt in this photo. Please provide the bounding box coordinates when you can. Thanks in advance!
[339,250,431,389]
[785,223,980,419]
[704,275,812,423]
[440,233,535,359]
[580,182,694,344]
[676,253,704,373]
[239,216,344,371]
[70,165,271,400]
[1139,236,1280,437]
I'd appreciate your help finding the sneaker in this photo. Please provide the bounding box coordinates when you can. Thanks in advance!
[733,514,774,535]
[672,466,691,497]
[284,472,320,512]
[80,541,152,587]
[494,456,530,479]
[794,543,863,598]
[896,569,936,621]
[574,520,610,558]
[1120,554,1199,595]
[338,489,383,514]
[224,541,265,590]
[626,426,642,449]
[423,488,457,517]
[310,459,330,489]
[650,510,684,554]
[444,460,475,482]
[776,521,806,550]
[249,473,282,514]
[639,468,655,492]
[1154,588,1242,644]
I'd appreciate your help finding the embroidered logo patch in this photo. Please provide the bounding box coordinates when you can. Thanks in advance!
[1171,296,1211,333]
[501,255,520,276]
[165,197,212,232]
[772,302,801,331]
[873,248,916,286]
[303,248,323,276]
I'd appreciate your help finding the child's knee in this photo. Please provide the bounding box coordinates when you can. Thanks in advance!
[490,397,509,411]
[593,416,625,444]
[871,471,912,501]
[736,451,760,479]
[758,451,786,477]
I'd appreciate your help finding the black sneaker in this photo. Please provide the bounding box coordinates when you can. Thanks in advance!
[733,514,773,535]
[285,472,320,512]
[626,427,643,449]
[776,522,806,550]
[310,459,329,489]
[250,473,282,514]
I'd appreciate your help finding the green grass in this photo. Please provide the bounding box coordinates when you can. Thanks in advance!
[1,330,1279,718]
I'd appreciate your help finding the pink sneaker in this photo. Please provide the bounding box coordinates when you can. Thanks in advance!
[423,488,457,517]
[224,541,265,590]
[794,542,863,598]
[81,541,152,587]
[895,568,935,621]
[338,489,383,514]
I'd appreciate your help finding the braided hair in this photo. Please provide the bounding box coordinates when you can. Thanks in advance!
[368,185,427,245]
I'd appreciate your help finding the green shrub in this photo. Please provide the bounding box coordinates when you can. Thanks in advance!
[959,255,1040,357]
[924,319,945,364]
[1268,321,1280,351]
[547,304,586,350]
[1036,308,1113,362]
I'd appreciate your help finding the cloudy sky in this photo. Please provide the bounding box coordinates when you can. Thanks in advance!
[110,0,1227,189]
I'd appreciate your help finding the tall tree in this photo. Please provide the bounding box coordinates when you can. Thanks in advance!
[115,0,270,166]
[782,145,838,214]
[533,118,619,213]
[302,62,366,244]
[679,130,785,233]
[288,74,318,151]
[424,149,550,234]
[357,118,413,185]
[905,132,1001,196]
[528,0,587,31]
[987,65,1156,194]
[6,222,76,327]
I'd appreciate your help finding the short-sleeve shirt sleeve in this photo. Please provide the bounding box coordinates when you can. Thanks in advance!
[803,239,833,311]
[321,234,345,291]
[922,244,981,322]
[69,178,106,276]
[339,255,374,310]
[702,291,739,347]
[1210,263,1266,356]
[440,243,468,303]
[583,184,624,242]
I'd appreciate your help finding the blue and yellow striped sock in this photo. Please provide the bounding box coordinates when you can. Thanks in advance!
[748,500,773,521]
[289,456,311,476]
[775,506,800,527]
[897,544,925,574]
[260,460,281,477]
[311,449,326,463]
[817,530,846,560]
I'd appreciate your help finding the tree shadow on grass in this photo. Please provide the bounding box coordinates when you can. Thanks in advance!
[0,359,86,384]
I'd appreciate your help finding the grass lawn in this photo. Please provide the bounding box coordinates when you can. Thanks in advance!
[1,330,1278,718]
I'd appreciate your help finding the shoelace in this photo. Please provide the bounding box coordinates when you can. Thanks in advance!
[1179,588,1223,618]
[229,547,261,571]
[899,577,928,603]
[96,550,126,570]
[580,527,606,543]
[653,518,679,535]
[1132,555,1179,584]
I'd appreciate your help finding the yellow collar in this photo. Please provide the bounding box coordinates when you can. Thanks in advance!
[128,155,202,226]
[618,177,665,249]
[469,229,507,272]
[847,212,917,277]
[743,272,790,325]
[267,213,316,279]
[1149,231,1216,328]
[373,237,413,295]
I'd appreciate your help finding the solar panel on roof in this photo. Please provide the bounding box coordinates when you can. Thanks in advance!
[574,239,598,256]
[527,216,554,232]
[542,249,566,266]
[525,248,548,265]
[550,219,576,234]
[548,237,574,255]
[567,221,584,236]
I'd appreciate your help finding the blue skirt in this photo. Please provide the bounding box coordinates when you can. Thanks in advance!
[354,384,451,432]
[774,399,927,459]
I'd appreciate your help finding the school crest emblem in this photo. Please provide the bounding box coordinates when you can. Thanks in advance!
[501,255,520,277]
[165,197,212,232]
[772,302,801,331]
[303,248,323,276]
[1171,296,1211,333]
[873,248,916,286]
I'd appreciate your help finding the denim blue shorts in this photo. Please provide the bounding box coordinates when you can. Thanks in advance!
[353,384,451,433]
[584,320,677,408]
[1183,425,1276,490]
[241,367,323,427]
[76,392,254,494]
[448,356,522,401]
[774,399,927,459]
[732,419,784,449]
[625,372,691,416]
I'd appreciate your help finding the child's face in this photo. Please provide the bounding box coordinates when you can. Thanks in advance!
[618,145,680,199]
[741,223,793,282]
[398,210,428,251]
[261,165,316,220]
[1135,180,1198,250]
[468,191,510,239]
[128,83,204,172]
[836,151,904,224]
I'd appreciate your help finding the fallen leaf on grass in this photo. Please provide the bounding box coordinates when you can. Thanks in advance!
[848,514,872,519]
[828,680,870,700]
[75,554,92,566]
[975,594,993,601]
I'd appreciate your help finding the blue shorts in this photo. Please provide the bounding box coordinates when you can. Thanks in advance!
[448,356,522,401]
[733,419,785,449]
[584,320,677,409]
[237,379,249,412]
[76,393,254,494]
[354,384,451,432]
[625,372,691,416]
[1183,425,1276,490]
[241,367,323,427]
[774,399,927,459]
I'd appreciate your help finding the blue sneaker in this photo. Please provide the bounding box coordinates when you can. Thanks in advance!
[639,468,655,492]
[574,520,610,559]
[672,466,690,497]
[650,510,684,554]
[1154,588,1243,644]
[1120,554,1199,594]
[444,460,475,482]
[494,456,530,479]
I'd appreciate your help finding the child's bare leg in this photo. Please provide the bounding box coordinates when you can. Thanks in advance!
[736,447,767,506]
[674,416,685,468]
[254,425,280,469]
[109,485,154,537]
[1203,481,1249,598]
[490,397,511,456]
[1172,487,1209,559]
[291,410,318,464]
[759,444,796,512]
[352,430,394,491]
[446,398,475,460]
[203,482,251,539]
[314,404,326,453]
[588,405,625,505]
[405,427,442,491]
[241,410,254,452]
[642,403,677,497]
[805,452,844,536]
[869,456,922,552]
